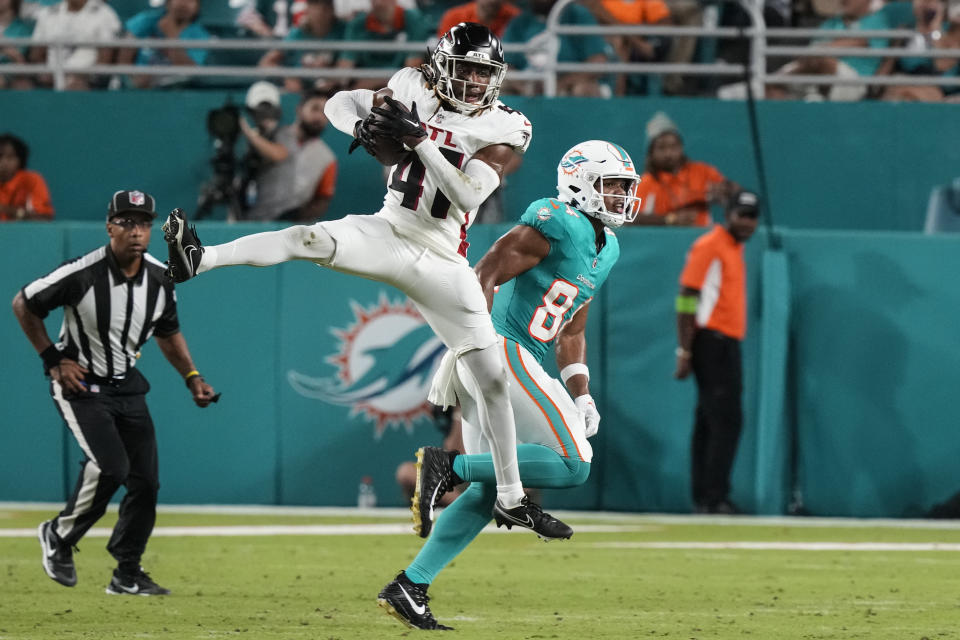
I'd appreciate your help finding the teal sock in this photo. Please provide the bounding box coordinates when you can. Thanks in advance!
[405,483,496,585]
[452,443,590,489]
[405,447,590,585]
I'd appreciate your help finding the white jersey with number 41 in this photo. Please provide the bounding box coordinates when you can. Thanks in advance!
[375,67,532,262]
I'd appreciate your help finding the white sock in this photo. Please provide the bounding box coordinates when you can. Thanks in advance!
[197,225,334,274]
[496,483,525,508]
[197,245,217,274]
[455,347,524,506]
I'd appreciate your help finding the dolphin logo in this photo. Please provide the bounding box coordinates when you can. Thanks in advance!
[288,324,445,404]
[287,295,447,436]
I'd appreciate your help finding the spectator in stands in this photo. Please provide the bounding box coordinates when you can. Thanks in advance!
[659,0,704,96]
[0,0,34,89]
[239,84,339,222]
[18,0,52,21]
[417,0,456,35]
[757,0,915,101]
[337,0,421,22]
[335,0,428,90]
[117,0,211,89]
[0,133,54,222]
[630,112,737,227]
[675,190,760,515]
[28,0,121,90]
[436,0,520,37]
[881,0,958,102]
[239,0,424,33]
[713,0,789,81]
[236,0,296,37]
[501,0,616,96]
[582,0,672,95]
[259,0,347,94]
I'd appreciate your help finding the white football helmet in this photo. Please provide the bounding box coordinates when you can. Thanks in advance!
[556,140,641,228]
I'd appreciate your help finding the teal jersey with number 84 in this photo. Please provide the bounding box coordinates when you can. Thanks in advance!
[492,197,620,363]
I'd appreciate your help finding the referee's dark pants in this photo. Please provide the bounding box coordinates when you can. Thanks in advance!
[690,329,743,509]
[49,368,159,572]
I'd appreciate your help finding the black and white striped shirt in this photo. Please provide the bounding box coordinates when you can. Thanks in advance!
[22,245,179,380]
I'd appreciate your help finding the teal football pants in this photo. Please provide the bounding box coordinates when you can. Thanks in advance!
[405,444,589,585]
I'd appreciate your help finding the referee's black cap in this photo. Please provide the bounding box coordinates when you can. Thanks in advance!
[107,190,157,221]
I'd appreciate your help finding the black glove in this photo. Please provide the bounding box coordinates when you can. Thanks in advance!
[347,115,378,156]
[369,96,427,145]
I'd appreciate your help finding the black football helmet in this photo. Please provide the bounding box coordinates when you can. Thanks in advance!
[429,22,507,114]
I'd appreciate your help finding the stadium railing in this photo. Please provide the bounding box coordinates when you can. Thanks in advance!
[3,1,960,94]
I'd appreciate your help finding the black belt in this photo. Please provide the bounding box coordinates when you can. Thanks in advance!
[84,373,128,388]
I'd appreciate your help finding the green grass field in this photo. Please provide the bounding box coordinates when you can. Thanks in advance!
[3,506,960,639]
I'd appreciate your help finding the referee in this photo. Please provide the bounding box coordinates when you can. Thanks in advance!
[11,190,217,596]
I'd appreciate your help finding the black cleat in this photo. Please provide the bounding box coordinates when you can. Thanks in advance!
[162,208,204,283]
[105,567,170,596]
[412,446,461,539]
[492,496,573,540]
[38,520,77,587]
[377,571,452,630]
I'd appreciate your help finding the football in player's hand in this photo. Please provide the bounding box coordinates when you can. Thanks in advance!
[363,109,408,166]
[369,131,409,167]
[351,113,410,167]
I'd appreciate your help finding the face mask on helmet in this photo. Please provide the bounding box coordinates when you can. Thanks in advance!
[431,22,507,114]
[556,140,641,228]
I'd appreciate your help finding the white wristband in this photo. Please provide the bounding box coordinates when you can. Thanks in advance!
[560,363,589,385]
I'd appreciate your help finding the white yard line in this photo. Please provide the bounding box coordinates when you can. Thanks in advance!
[590,541,960,551]
[3,523,958,550]
[5,501,960,530]
[4,501,960,529]
[0,502,415,518]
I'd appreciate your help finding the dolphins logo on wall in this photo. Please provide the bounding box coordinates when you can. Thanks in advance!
[287,293,447,437]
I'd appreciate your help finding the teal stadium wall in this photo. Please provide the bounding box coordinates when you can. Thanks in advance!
[2,222,960,517]
[3,93,960,515]
[2,91,960,230]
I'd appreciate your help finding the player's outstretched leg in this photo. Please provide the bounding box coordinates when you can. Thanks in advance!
[161,208,204,283]
[377,571,453,630]
[412,447,462,539]
[492,496,573,541]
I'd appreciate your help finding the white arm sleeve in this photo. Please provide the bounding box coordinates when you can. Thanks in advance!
[323,88,375,137]
[414,141,500,221]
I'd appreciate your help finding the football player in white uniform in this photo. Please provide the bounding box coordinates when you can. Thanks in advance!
[162,23,570,543]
